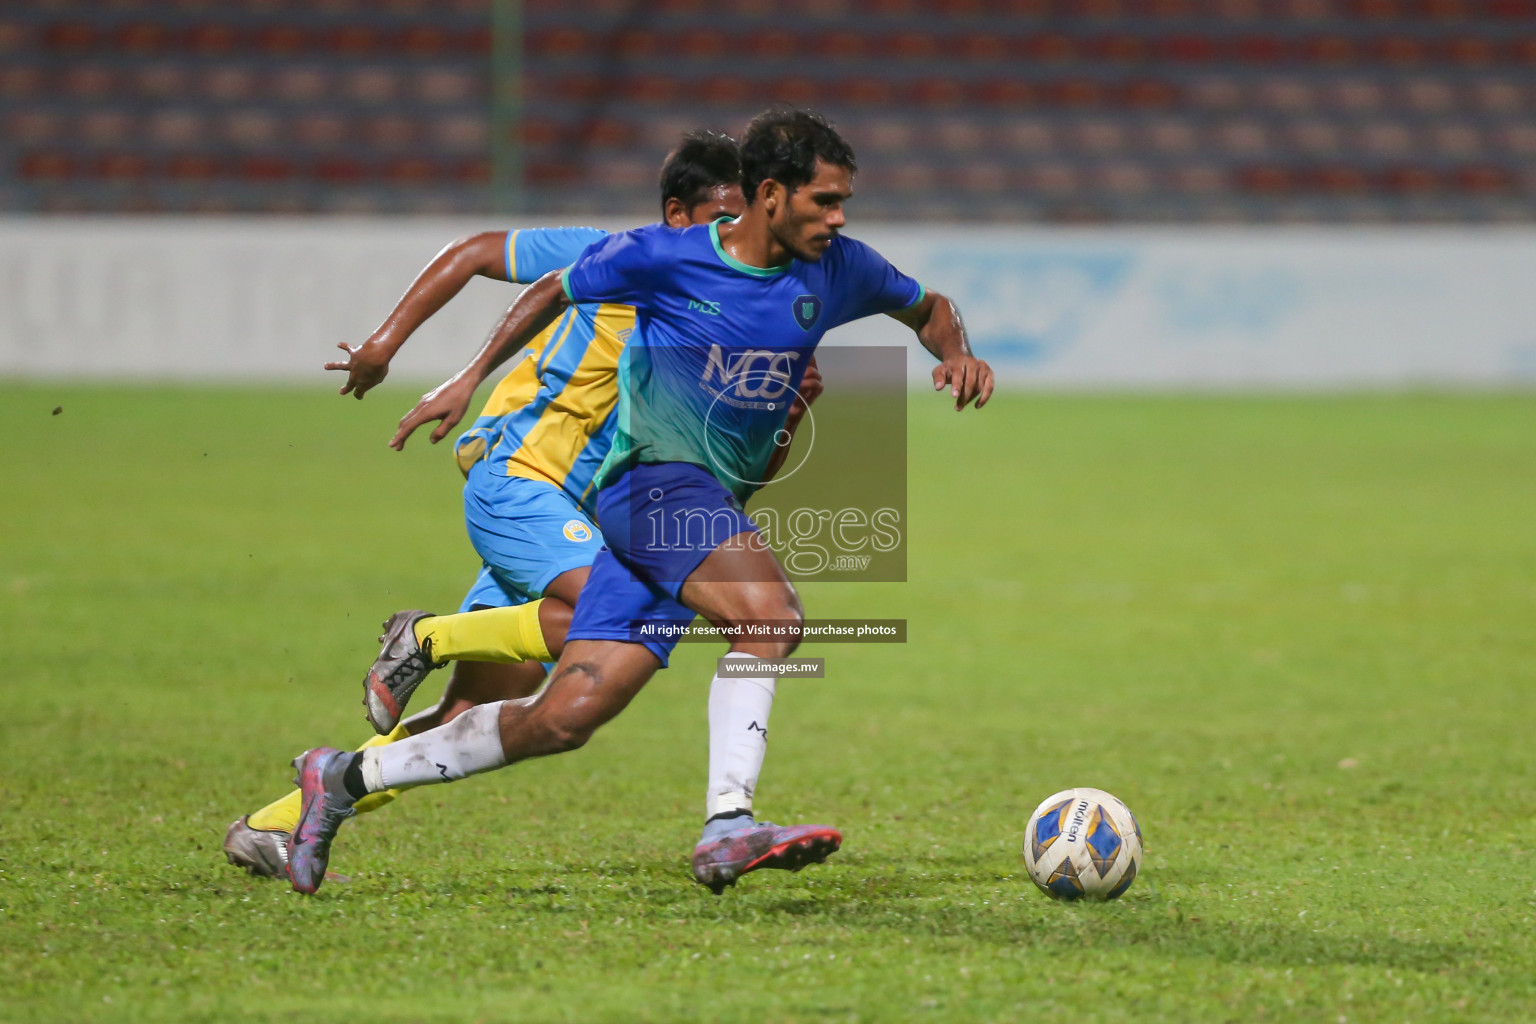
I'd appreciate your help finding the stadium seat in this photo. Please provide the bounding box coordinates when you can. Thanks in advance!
[365,115,421,150]
[1429,123,1482,157]
[1454,165,1513,192]
[79,112,135,147]
[1185,76,1245,110]
[841,76,897,105]
[187,24,242,56]
[398,26,451,57]
[42,22,97,53]
[18,152,76,181]
[131,65,189,100]
[1375,35,1429,64]
[96,154,152,181]
[817,31,867,60]
[1001,119,1056,152]
[204,67,260,102]
[343,68,401,103]
[952,162,1011,193]
[384,158,442,184]
[623,75,684,104]
[1305,35,1359,63]
[1097,162,1155,194]
[1315,165,1371,193]
[1237,164,1295,193]
[433,114,487,151]
[60,65,116,99]
[5,111,60,144]
[959,32,1011,61]
[1024,163,1081,194]
[416,69,481,104]
[0,66,46,99]
[1329,78,1386,112]
[576,118,634,149]
[859,118,916,153]
[975,78,1037,106]
[1254,77,1317,113]
[166,155,224,181]
[147,111,204,148]
[1171,164,1227,194]
[935,118,987,152]
[1142,118,1198,154]
[1356,120,1416,156]
[1074,119,1128,153]
[1496,124,1536,154]
[0,20,32,53]
[316,158,367,184]
[1383,166,1440,192]
[1050,78,1108,106]
[907,78,966,107]
[1215,120,1270,155]
[1398,78,1457,113]
[1287,120,1342,154]
[749,29,798,60]
[295,113,351,148]
[1233,35,1288,64]
[1445,36,1499,65]
[679,28,730,60]
[1093,34,1153,63]
[1469,80,1522,113]
[272,67,331,103]
[1122,79,1180,107]
[115,23,176,55]
[223,112,281,149]
[258,26,310,55]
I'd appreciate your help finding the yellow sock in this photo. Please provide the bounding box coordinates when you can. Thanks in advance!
[413,600,553,663]
[245,724,409,832]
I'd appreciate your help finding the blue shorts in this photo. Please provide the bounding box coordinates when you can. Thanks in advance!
[566,462,760,666]
[460,461,603,607]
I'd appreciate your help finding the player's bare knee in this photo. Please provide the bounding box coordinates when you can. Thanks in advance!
[523,661,607,753]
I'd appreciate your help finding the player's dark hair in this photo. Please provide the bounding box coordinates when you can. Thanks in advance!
[658,130,742,214]
[739,108,857,205]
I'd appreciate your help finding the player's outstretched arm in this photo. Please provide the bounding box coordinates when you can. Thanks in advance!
[390,269,571,450]
[890,291,993,411]
[326,231,509,400]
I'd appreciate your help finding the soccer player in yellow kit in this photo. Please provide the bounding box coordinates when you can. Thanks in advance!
[225,132,821,884]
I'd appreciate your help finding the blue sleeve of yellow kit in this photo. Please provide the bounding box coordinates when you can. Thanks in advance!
[504,227,610,283]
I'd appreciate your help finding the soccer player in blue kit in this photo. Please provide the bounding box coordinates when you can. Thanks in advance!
[284,109,994,895]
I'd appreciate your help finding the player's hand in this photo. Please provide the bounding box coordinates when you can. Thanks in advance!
[788,356,823,420]
[390,376,475,450]
[933,354,994,411]
[324,339,392,399]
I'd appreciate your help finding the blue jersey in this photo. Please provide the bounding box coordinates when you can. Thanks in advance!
[561,217,923,502]
[453,226,635,516]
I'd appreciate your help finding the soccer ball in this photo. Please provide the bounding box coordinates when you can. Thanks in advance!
[1022,788,1142,901]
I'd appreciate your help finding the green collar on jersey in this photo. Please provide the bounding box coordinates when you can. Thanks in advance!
[709,217,789,278]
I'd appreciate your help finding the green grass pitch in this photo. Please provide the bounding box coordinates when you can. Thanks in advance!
[2,383,1534,1022]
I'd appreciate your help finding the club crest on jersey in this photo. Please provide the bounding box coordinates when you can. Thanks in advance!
[792,294,822,331]
[563,520,593,542]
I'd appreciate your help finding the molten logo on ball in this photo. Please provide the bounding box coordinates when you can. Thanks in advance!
[1022,787,1142,901]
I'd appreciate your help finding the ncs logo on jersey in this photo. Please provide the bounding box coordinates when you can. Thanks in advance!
[702,344,801,400]
[563,520,593,542]
[792,294,822,331]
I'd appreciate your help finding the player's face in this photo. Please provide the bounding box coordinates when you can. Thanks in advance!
[664,184,746,228]
[771,159,852,262]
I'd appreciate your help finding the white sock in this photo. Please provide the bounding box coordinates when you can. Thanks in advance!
[705,653,776,820]
[361,701,507,791]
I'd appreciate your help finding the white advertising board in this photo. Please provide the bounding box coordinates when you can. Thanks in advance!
[2,218,1535,386]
